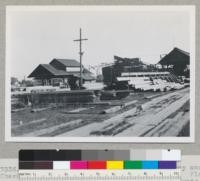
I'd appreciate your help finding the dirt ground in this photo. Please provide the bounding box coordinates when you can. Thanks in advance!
[11,88,190,137]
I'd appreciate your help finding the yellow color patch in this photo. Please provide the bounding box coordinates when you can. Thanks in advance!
[106,161,124,169]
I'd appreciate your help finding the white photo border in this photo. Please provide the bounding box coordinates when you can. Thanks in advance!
[5,5,196,143]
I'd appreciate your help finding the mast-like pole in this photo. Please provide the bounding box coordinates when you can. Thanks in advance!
[74,28,88,89]
[79,28,82,88]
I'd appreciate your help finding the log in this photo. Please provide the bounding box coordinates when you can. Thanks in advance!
[31,107,54,113]
[100,106,121,114]
[100,100,137,114]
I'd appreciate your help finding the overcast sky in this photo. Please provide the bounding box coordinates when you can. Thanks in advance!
[6,6,193,80]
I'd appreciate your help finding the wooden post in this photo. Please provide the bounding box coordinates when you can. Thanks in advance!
[74,28,88,89]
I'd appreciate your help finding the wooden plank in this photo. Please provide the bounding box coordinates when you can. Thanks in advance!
[69,108,89,113]
[59,88,189,137]
[100,100,137,114]
[100,106,121,114]
[12,118,47,129]
[22,119,83,137]
[11,108,27,113]
[91,88,189,136]
[161,112,189,136]
[124,100,137,107]
[118,93,189,136]
[31,107,54,113]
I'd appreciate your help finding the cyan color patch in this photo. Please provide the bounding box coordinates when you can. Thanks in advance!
[142,161,158,169]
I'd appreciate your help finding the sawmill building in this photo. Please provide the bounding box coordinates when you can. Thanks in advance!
[28,58,95,89]
[158,47,190,77]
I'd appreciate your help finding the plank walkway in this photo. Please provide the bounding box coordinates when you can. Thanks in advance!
[59,88,189,137]
[23,119,83,137]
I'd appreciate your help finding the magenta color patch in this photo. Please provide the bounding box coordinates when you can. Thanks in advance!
[70,161,88,169]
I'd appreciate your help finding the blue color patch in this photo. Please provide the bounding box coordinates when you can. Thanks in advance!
[142,161,158,169]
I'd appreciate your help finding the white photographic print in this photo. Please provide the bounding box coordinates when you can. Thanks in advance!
[5,6,195,142]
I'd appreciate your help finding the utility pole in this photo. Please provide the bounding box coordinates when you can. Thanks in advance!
[74,28,88,89]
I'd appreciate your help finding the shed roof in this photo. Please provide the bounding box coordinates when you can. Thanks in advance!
[72,73,95,81]
[158,47,190,65]
[50,58,80,67]
[28,64,69,78]
[28,64,95,81]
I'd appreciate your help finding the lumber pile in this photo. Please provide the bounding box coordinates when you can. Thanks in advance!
[100,91,130,100]
[13,90,95,106]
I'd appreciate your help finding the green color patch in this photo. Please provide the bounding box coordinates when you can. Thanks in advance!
[124,161,142,169]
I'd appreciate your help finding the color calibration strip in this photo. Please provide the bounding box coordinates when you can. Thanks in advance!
[19,149,180,170]
[19,160,177,170]
[19,150,181,181]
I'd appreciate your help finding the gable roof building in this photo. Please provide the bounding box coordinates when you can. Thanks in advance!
[159,47,189,66]
[49,59,80,71]
[28,59,95,84]
[158,47,190,76]
[28,64,69,79]
[51,58,80,67]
